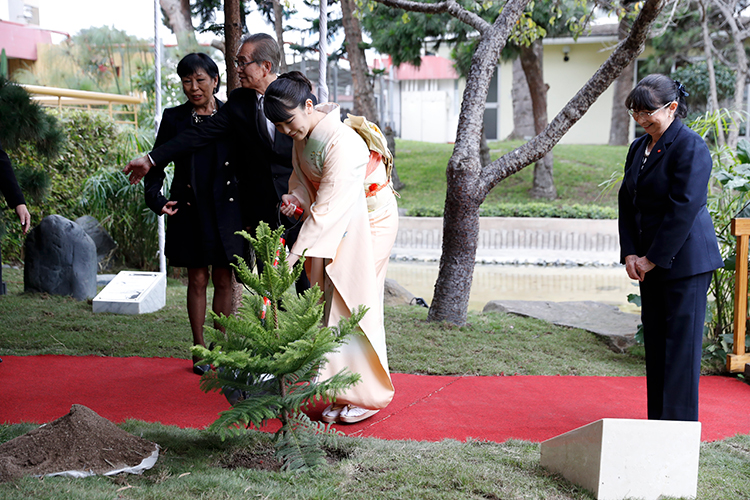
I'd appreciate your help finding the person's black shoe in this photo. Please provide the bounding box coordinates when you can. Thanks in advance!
[193,364,209,375]
[192,355,209,375]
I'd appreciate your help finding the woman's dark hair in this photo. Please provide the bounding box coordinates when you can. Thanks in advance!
[264,71,317,123]
[176,53,220,94]
[625,74,688,119]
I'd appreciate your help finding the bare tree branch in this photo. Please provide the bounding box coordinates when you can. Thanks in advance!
[649,0,682,38]
[374,0,491,32]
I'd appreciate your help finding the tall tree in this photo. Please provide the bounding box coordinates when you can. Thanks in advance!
[225,0,242,92]
[608,5,636,146]
[373,0,666,325]
[340,0,378,120]
[519,40,555,198]
[272,0,288,73]
[699,0,725,145]
[709,0,748,148]
[160,0,198,49]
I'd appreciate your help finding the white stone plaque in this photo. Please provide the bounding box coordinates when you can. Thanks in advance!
[92,271,166,315]
[541,418,701,500]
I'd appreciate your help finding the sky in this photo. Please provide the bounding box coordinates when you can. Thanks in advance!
[34,0,281,45]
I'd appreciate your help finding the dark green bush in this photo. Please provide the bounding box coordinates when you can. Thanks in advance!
[3,109,160,268]
[405,203,617,219]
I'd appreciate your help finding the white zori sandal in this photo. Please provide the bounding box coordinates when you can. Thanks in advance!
[339,405,379,424]
[321,404,345,423]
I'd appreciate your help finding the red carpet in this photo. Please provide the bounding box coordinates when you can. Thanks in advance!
[2,355,749,443]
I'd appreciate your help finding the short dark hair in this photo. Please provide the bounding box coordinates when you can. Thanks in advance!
[264,71,317,123]
[239,33,281,73]
[176,53,220,94]
[625,74,688,119]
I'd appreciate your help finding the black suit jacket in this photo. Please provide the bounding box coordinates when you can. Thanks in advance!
[0,142,25,209]
[618,118,723,280]
[144,99,243,266]
[149,87,295,233]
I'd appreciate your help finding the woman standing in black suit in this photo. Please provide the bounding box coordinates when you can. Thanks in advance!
[144,53,243,374]
[619,74,724,421]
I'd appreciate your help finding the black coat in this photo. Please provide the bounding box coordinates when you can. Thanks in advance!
[618,118,723,281]
[144,99,243,268]
[0,141,25,210]
[149,87,296,235]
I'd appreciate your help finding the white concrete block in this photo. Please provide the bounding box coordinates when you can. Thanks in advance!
[92,271,166,315]
[540,418,701,500]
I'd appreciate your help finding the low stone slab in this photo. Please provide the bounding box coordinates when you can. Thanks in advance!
[92,271,166,315]
[483,300,639,352]
[541,418,701,500]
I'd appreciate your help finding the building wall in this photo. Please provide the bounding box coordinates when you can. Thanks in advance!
[399,35,622,145]
[494,39,617,145]
[400,78,459,143]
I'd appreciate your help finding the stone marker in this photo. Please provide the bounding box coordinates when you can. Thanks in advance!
[93,271,166,315]
[24,215,97,301]
[75,215,117,270]
[540,418,701,500]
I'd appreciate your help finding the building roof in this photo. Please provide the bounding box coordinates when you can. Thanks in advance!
[0,19,53,60]
[394,55,459,81]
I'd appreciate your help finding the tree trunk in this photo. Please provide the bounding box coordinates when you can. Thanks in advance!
[159,0,197,49]
[340,0,378,121]
[224,0,243,315]
[225,0,242,93]
[273,0,287,73]
[506,57,534,140]
[480,127,491,167]
[520,41,556,199]
[609,14,634,146]
[699,0,725,146]
[712,0,747,149]
[427,162,484,323]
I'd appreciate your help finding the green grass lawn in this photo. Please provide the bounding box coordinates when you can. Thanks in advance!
[2,268,748,499]
[394,139,628,213]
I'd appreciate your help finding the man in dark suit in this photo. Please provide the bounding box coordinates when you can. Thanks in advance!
[125,34,305,284]
[0,141,31,295]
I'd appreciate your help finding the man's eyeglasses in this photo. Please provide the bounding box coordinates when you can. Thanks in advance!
[628,101,673,120]
[234,59,259,70]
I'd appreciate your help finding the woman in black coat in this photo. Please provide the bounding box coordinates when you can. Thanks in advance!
[619,74,724,421]
[144,53,243,374]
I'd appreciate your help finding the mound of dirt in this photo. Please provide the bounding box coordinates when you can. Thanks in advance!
[0,404,158,483]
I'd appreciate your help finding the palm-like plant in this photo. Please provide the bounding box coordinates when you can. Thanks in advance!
[193,222,363,470]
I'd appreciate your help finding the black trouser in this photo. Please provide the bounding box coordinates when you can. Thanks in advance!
[639,271,712,421]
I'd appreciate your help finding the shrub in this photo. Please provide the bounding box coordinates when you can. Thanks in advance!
[405,203,617,219]
[4,108,161,269]
[194,223,362,470]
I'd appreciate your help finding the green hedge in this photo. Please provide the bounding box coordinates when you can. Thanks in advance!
[406,203,617,219]
[2,109,160,268]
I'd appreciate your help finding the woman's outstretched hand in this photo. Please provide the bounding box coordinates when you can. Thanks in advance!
[123,155,153,184]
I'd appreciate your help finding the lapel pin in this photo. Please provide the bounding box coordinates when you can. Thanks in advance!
[657,149,661,153]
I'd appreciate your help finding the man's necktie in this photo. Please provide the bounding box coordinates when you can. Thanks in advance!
[257,96,272,144]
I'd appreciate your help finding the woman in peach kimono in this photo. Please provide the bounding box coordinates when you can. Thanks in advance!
[264,72,398,423]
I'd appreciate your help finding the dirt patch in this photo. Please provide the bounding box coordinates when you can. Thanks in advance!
[219,444,282,472]
[0,404,157,483]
